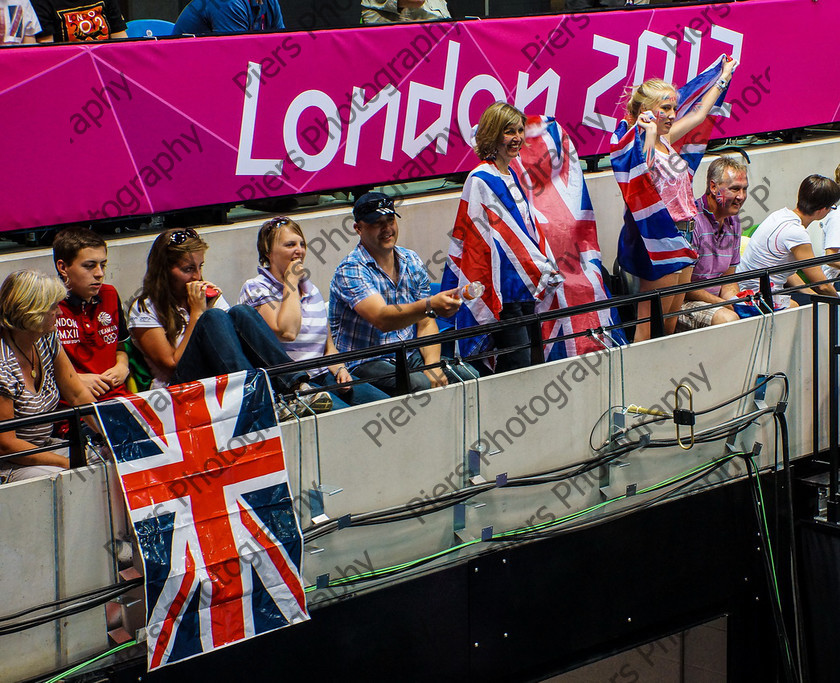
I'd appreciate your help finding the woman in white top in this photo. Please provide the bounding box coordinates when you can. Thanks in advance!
[128,229,329,411]
[0,270,95,483]
[238,217,387,408]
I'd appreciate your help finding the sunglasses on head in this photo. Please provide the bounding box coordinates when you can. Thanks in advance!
[266,216,291,228]
[168,229,199,245]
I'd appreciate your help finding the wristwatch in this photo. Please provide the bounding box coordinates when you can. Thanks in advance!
[425,297,437,319]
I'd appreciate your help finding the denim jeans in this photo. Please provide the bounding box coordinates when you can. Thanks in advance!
[308,371,389,410]
[172,305,307,392]
[353,349,478,396]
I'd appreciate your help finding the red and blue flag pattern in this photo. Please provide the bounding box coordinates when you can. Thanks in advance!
[514,116,625,359]
[97,370,308,671]
[442,116,624,361]
[441,159,559,360]
[610,55,731,281]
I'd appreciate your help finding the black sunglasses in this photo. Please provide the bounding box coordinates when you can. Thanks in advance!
[266,216,291,228]
[168,229,199,245]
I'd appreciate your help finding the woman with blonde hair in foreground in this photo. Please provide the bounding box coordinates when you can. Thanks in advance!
[0,270,96,482]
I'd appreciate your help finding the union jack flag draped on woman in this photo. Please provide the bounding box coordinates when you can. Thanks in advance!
[442,116,623,361]
[610,55,732,281]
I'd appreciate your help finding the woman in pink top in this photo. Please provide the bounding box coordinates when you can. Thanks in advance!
[622,59,735,339]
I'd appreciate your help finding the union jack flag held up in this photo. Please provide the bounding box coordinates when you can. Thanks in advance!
[97,370,309,671]
[610,55,731,281]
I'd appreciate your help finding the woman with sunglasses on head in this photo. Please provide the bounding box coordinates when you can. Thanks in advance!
[0,270,97,483]
[128,228,331,412]
[239,217,388,409]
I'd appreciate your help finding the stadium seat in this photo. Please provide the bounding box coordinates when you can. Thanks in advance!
[125,19,175,37]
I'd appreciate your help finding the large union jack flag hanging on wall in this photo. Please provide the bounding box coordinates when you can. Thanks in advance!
[97,370,309,671]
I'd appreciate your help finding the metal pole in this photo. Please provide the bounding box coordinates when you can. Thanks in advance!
[759,272,774,310]
[394,345,411,396]
[650,294,665,338]
[528,318,544,366]
[813,300,820,463]
[68,407,85,470]
[829,303,839,522]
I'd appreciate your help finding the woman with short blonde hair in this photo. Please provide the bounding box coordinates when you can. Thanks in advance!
[0,270,96,483]
[442,101,559,373]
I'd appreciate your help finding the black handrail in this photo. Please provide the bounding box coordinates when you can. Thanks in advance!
[0,253,837,459]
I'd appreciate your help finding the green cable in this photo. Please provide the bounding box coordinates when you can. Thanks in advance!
[307,453,741,592]
[749,456,784,611]
[496,453,740,539]
[43,639,137,683]
[749,455,795,667]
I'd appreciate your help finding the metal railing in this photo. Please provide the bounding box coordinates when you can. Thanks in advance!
[1,252,837,471]
[812,293,840,523]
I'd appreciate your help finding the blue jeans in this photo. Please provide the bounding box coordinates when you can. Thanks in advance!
[308,371,389,410]
[172,305,307,392]
[352,350,478,396]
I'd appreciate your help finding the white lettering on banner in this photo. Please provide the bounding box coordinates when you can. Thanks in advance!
[284,90,342,172]
[344,85,401,166]
[402,41,461,158]
[685,27,704,80]
[583,35,629,134]
[513,69,561,119]
[582,25,744,133]
[236,62,284,176]
[634,30,678,85]
[456,74,506,144]
[233,23,744,177]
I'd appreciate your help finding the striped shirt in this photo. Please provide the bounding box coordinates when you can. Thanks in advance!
[238,267,329,377]
[0,332,60,447]
[329,244,430,368]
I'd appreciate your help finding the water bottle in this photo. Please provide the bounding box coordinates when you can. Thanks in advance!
[461,281,485,300]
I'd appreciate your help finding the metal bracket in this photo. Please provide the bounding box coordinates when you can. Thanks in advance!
[609,409,627,447]
[481,526,494,541]
[308,483,344,522]
[467,448,487,485]
[754,373,769,410]
[599,461,634,499]
[316,573,330,589]
[454,503,474,543]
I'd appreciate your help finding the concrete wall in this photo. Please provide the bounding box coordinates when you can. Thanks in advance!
[2,138,838,300]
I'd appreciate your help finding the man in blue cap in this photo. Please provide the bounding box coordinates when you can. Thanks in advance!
[329,192,474,395]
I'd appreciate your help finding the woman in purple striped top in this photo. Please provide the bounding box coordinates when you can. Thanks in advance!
[239,217,388,409]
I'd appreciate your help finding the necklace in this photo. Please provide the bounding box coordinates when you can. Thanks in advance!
[8,333,37,380]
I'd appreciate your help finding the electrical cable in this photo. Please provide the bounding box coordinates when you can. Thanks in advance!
[775,411,810,682]
[42,640,138,683]
[744,454,799,682]
[0,580,142,637]
[0,578,143,625]
[306,404,777,543]
[305,453,742,592]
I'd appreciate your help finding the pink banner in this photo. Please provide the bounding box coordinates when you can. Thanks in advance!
[2,0,837,231]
